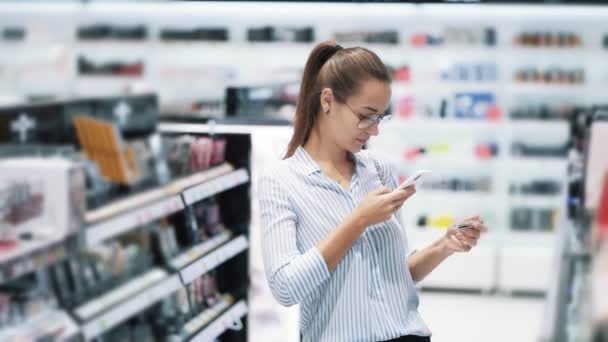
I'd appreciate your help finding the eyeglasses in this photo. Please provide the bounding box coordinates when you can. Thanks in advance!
[343,102,392,129]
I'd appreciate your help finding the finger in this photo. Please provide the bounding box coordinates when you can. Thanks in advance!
[476,222,489,233]
[456,232,476,246]
[461,215,480,223]
[373,186,391,195]
[461,228,481,239]
[389,187,416,202]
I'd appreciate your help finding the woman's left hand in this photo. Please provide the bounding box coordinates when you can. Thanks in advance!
[441,215,488,254]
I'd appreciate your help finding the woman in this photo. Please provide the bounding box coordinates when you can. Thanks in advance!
[258,41,487,342]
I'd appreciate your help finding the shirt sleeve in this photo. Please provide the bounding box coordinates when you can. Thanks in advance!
[258,172,331,307]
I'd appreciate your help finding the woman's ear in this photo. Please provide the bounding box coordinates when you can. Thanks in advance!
[320,88,334,114]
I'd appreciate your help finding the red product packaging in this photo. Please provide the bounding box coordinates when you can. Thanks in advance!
[596,171,608,243]
[190,137,213,171]
[210,137,227,165]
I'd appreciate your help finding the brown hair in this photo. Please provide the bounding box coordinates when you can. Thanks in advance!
[284,40,391,158]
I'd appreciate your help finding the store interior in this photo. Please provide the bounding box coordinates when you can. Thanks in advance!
[0,1,607,341]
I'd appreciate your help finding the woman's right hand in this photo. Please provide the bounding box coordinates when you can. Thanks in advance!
[353,185,416,227]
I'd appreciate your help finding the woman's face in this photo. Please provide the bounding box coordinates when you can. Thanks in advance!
[321,79,391,153]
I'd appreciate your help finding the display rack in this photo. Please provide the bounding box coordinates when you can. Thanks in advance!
[541,106,608,342]
[0,117,252,341]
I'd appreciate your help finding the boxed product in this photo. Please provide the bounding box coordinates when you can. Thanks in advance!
[0,158,86,239]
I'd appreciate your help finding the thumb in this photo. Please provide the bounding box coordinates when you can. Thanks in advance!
[461,215,480,222]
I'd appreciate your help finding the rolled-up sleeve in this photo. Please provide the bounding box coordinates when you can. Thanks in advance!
[258,173,330,307]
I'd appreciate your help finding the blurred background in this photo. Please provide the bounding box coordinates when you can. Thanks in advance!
[0,1,607,342]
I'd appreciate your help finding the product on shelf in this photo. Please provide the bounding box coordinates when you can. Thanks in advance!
[247,26,314,43]
[77,24,147,41]
[193,198,226,238]
[511,141,569,158]
[514,67,585,84]
[410,26,496,47]
[514,31,582,48]
[388,64,411,82]
[2,27,25,41]
[77,56,144,77]
[403,140,499,161]
[414,176,493,193]
[190,99,225,117]
[0,276,59,329]
[50,231,155,309]
[0,158,85,241]
[73,115,141,185]
[509,103,579,120]
[392,93,501,121]
[454,92,502,120]
[510,207,557,232]
[334,30,399,44]
[225,83,298,121]
[159,27,229,42]
[165,134,226,177]
[510,180,562,196]
[439,62,497,82]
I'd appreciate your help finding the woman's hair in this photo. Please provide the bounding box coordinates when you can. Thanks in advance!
[284,40,391,158]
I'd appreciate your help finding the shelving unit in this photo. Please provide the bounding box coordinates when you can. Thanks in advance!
[0,130,252,341]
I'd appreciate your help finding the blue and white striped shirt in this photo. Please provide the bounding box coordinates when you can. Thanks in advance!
[259,146,431,342]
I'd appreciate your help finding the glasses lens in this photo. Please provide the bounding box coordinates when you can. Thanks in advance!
[358,118,375,129]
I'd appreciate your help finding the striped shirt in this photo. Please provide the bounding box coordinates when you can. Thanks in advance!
[258,146,431,342]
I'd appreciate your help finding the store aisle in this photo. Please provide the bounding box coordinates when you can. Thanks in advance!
[418,292,545,342]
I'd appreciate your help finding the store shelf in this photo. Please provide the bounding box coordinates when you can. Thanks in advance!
[416,190,496,201]
[84,164,245,246]
[180,295,233,338]
[509,194,563,207]
[0,234,74,285]
[85,164,233,222]
[182,168,249,206]
[180,235,248,285]
[80,272,182,340]
[74,268,167,321]
[169,231,232,270]
[167,163,234,195]
[0,309,79,341]
[507,83,588,94]
[190,300,248,342]
[85,194,184,246]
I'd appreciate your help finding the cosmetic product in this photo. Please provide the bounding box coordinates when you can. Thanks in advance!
[160,27,229,42]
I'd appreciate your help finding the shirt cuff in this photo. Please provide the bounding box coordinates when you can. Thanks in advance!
[286,247,331,303]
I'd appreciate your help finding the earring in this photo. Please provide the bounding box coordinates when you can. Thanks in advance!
[325,108,330,114]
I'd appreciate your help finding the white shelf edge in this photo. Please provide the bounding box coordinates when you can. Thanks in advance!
[85,194,185,246]
[81,273,182,340]
[182,169,249,206]
[0,309,79,341]
[169,231,232,270]
[85,164,238,246]
[74,268,167,321]
[0,235,72,285]
[190,300,248,342]
[181,295,233,337]
[180,235,249,285]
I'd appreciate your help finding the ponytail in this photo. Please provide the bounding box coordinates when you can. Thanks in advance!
[284,41,342,158]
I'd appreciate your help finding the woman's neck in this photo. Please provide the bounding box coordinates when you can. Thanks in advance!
[304,128,349,168]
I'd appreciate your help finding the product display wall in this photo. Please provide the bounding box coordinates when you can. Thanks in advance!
[1,2,608,341]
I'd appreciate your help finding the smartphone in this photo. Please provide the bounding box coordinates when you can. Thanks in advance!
[395,170,432,191]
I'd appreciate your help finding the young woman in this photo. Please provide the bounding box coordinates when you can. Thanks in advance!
[258,41,487,342]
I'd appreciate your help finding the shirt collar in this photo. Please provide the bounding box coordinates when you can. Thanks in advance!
[293,146,368,176]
